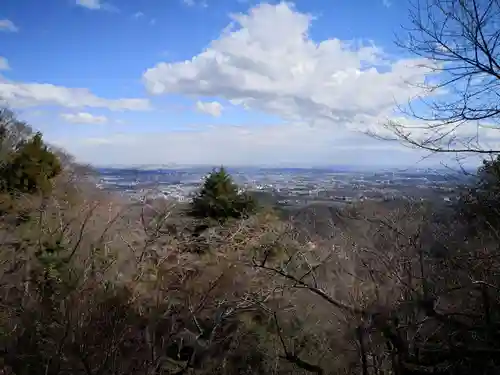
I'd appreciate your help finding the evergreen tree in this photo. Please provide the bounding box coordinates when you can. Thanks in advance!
[0,108,33,166]
[0,132,62,195]
[190,167,256,222]
[459,156,500,231]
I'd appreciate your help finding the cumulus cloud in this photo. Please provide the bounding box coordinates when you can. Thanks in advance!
[61,112,108,124]
[0,57,9,71]
[0,19,19,32]
[0,81,151,111]
[195,100,223,116]
[143,2,435,133]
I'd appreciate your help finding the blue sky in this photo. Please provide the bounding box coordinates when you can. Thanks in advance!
[0,0,484,168]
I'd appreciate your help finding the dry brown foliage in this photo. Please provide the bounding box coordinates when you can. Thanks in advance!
[1,157,499,375]
[0,170,304,375]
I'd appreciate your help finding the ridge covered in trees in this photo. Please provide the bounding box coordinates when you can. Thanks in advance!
[1,106,500,375]
[1,0,500,373]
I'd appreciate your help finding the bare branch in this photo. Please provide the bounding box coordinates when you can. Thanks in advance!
[381,0,500,154]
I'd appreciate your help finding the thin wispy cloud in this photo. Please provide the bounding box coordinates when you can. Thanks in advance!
[76,0,102,10]
[61,112,108,124]
[0,57,10,71]
[75,0,118,12]
[182,0,207,8]
[0,81,151,111]
[0,19,19,32]
[196,101,223,117]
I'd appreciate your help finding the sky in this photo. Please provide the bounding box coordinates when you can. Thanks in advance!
[0,0,486,168]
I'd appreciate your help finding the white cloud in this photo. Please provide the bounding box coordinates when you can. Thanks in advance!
[143,2,435,134]
[0,81,151,111]
[132,12,155,25]
[51,122,456,168]
[61,112,108,124]
[379,116,500,152]
[382,0,391,8]
[196,100,223,116]
[75,0,117,11]
[76,0,102,9]
[0,19,19,32]
[182,0,196,6]
[0,57,9,71]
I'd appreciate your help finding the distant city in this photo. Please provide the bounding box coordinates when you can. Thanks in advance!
[95,166,475,208]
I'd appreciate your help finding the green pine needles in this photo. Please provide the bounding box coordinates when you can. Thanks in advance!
[0,109,62,195]
[190,167,257,222]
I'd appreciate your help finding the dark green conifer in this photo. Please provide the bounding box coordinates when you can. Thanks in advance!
[190,166,256,222]
[0,112,61,195]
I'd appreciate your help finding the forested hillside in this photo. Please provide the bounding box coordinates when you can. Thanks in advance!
[2,0,500,372]
[1,106,500,375]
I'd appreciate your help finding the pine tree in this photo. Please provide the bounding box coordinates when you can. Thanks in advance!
[0,108,33,166]
[190,167,256,222]
[459,155,500,231]
[0,132,62,195]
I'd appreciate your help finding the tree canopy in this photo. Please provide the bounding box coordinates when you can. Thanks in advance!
[190,167,256,222]
[460,155,500,229]
[0,109,61,195]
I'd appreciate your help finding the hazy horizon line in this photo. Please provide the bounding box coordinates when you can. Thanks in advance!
[93,163,475,172]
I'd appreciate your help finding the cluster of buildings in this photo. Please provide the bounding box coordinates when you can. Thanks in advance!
[96,168,465,206]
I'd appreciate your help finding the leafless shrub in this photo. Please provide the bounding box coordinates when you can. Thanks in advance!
[0,173,306,375]
[250,197,500,374]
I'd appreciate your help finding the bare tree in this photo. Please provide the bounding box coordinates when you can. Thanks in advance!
[381,0,500,154]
